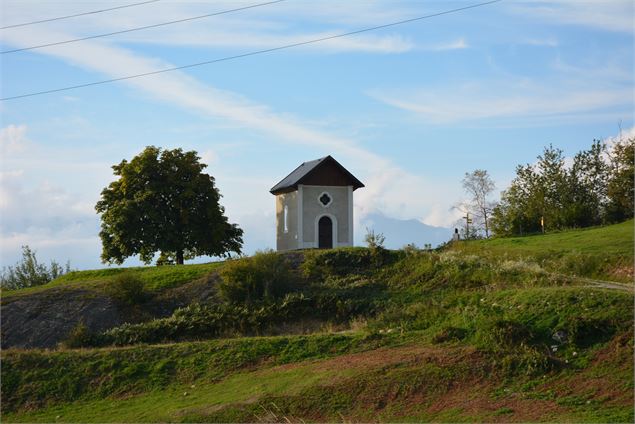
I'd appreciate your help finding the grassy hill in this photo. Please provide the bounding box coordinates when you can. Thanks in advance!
[1,221,633,423]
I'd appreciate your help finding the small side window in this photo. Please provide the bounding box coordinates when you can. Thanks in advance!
[283,205,289,233]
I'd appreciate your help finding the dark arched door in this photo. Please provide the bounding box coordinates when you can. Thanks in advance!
[318,216,333,249]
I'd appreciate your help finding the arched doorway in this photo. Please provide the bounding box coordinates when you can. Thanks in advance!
[318,216,333,249]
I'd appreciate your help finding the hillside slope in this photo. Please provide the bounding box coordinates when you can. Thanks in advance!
[1,221,633,422]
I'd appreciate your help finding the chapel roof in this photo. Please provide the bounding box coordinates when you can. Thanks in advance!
[270,155,364,195]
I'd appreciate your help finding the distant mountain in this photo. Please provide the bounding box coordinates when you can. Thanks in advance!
[357,212,452,249]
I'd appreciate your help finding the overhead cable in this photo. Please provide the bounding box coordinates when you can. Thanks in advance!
[1,0,287,54]
[1,0,503,101]
[1,0,162,30]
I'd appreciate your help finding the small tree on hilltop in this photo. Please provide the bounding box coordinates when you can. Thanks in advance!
[0,245,71,290]
[364,227,385,250]
[95,146,243,265]
[460,169,496,238]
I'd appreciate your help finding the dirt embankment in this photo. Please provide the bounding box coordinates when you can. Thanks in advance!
[1,276,219,349]
[1,288,123,349]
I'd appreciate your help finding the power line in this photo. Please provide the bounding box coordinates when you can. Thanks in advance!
[1,0,162,30]
[1,0,503,102]
[1,0,287,54]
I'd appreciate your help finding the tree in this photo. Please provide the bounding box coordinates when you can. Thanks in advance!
[461,169,496,237]
[0,245,71,290]
[568,140,609,226]
[606,137,634,221]
[491,138,633,237]
[364,227,386,250]
[95,146,243,265]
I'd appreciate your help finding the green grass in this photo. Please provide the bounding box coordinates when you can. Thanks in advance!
[1,262,224,298]
[451,220,634,282]
[1,331,405,416]
[10,330,628,423]
[3,362,337,423]
[458,219,633,257]
[2,220,634,422]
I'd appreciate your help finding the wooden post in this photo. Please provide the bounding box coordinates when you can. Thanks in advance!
[540,216,545,234]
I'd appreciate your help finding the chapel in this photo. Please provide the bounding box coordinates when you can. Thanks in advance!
[270,155,364,251]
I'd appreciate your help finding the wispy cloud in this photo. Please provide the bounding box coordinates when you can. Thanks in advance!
[0,23,456,264]
[369,74,633,125]
[1,0,419,54]
[423,38,468,51]
[522,38,559,47]
[0,124,28,154]
[509,0,634,33]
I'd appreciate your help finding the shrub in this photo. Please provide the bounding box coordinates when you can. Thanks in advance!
[364,227,385,250]
[476,319,535,350]
[62,322,97,349]
[0,245,71,290]
[432,326,468,344]
[558,318,617,349]
[107,273,146,305]
[218,250,293,303]
[496,346,556,376]
[302,248,399,279]
[94,294,314,347]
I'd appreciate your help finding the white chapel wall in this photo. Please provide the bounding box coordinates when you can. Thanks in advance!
[275,191,298,251]
[301,185,350,246]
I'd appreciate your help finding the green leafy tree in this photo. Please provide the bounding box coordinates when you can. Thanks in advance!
[492,138,633,236]
[491,163,542,236]
[568,140,609,226]
[606,137,635,221]
[0,245,71,290]
[95,146,243,265]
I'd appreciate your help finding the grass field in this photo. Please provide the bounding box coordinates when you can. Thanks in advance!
[1,220,633,422]
[1,261,224,298]
[451,219,634,283]
[457,219,633,257]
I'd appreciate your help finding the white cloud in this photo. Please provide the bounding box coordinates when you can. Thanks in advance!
[604,125,635,149]
[422,203,463,228]
[523,38,559,47]
[0,23,450,263]
[199,149,218,167]
[0,124,28,155]
[0,168,101,267]
[121,28,415,54]
[424,38,468,51]
[369,79,633,125]
[552,58,634,83]
[0,0,417,54]
[509,0,634,33]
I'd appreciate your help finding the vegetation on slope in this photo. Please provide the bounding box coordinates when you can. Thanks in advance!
[2,261,223,298]
[452,219,634,282]
[1,220,633,422]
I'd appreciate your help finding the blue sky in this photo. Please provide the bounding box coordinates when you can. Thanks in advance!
[1,0,633,269]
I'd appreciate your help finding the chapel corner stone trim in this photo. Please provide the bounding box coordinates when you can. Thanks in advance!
[270,155,364,251]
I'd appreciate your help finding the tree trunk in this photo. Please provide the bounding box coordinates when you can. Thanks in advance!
[176,249,184,265]
[484,210,490,238]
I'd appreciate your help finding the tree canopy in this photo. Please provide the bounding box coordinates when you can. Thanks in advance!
[491,138,634,236]
[460,169,496,238]
[95,146,243,265]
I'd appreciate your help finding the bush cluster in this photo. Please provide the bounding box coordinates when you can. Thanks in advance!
[218,250,294,303]
[1,245,71,290]
[92,294,313,346]
[82,269,387,347]
[302,247,398,279]
[106,273,146,305]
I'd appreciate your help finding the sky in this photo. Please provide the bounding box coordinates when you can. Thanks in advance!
[1,0,633,270]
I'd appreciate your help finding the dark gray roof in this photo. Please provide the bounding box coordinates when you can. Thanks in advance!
[270,155,364,195]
